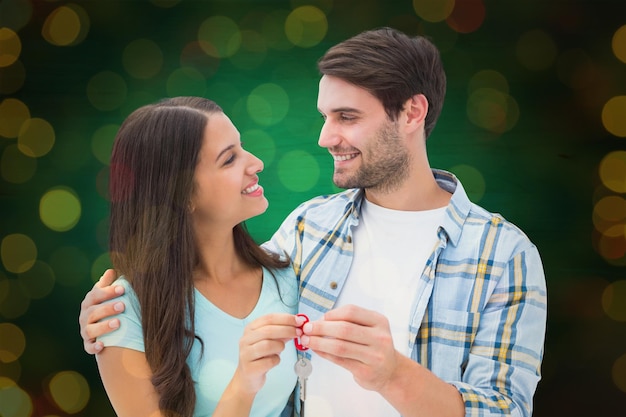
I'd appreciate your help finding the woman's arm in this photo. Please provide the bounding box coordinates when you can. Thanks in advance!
[96,347,162,417]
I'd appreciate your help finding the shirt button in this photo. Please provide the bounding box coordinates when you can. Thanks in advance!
[346,236,352,243]
[330,281,338,290]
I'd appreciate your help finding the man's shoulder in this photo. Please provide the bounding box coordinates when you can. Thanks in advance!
[290,188,360,216]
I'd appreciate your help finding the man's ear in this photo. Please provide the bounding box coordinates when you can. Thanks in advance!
[403,93,428,133]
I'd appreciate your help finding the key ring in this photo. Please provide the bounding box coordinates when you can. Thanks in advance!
[294,313,309,351]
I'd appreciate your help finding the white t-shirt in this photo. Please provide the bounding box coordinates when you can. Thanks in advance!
[305,199,445,416]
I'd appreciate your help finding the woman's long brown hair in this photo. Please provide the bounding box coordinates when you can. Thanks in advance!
[109,97,289,417]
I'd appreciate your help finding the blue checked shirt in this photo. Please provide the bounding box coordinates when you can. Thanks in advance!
[266,169,547,417]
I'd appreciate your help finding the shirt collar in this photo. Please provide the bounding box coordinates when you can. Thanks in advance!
[342,169,473,247]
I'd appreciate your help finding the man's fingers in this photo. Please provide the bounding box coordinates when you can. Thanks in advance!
[323,304,381,326]
[82,318,120,342]
[96,269,118,288]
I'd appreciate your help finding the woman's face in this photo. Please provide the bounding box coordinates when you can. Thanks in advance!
[190,112,268,229]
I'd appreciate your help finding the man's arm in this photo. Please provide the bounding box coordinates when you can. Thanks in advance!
[79,269,125,354]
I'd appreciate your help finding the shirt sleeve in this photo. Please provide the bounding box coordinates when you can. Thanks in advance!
[97,277,145,352]
[450,245,547,417]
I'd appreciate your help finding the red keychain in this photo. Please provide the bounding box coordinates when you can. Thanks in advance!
[294,313,309,351]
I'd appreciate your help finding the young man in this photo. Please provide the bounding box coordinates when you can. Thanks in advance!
[80,28,547,417]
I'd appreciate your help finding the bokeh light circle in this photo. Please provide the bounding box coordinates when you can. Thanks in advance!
[230,30,268,70]
[1,234,36,274]
[242,129,277,166]
[449,164,486,202]
[39,187,82,232]
[516,29,558,71]
[277,150,320,192]
[446,0,485,34]
[17,118,55,157]
[90,252,112,282]
[0,0,33,32]
[48,371,90,414]
[0,378,32,417]
[91,124,118,165]
[599,150,626,193]
[18,260,55,299]
[86,71,127,111]
[612,24,626,64]
[0,98,30,138]
[469,69,509,95]
[166,67,206,97]
[0,27,21,67]
[467,88,519,133]
[612,353,626,393]
[602,280,626,321]
[0,278,30,319]
[122,38,163,79]
[1,144,36,184]
[413,0,454,23]
[42,4,90,47]
[198,16,241,58]
[285,6,328,48]
[601,96,626,138]
[0,323,26,362]
[247,83,289,126]
[0,59,26,94]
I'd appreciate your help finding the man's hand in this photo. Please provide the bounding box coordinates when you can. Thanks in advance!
[300,304,399,392]
[79,269,125,354]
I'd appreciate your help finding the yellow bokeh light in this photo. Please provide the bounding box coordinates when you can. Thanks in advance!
[0,28,21,67]
[612,353,626,393]
[247,83,290,126]
[0,323,26,363]
[39,187,82,232]
[48,371,90,414]
[122,38,163,79]
[602,96,626,138]
[0,98,30,139]
[86,70,127,112]
[1,234,36,274]
[18,260,55,299]
[91,124,118,165]
[602,280,626,321]
[0,277,30,319]
[413,0,455,22]
[516,29,558,71]
[285,6,328,48]
[446,0,485,34]
[0,59,26,95]
[467,88,519,133]
[198,16,241,58]
[42,4,89,46]
[612,24,626,64]
[0,378,33,417]
[1,144,37,184]
[468,70,510,95]
[17,117,55,157]
[592,195,626,235]
[599,150,626,193]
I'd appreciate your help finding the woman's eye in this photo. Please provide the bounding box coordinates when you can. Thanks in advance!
[224,154,235,165]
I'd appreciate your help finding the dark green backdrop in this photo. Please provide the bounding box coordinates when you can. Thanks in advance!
[1,0,625,416]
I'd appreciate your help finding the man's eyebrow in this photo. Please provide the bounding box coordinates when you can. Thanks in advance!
[215,144,236,162]
[318,107,364,114]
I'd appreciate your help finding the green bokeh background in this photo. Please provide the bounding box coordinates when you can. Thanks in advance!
[1,0,626,416]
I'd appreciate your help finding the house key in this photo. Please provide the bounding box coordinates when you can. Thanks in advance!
[293,313,311,416]
[294,356,312,413]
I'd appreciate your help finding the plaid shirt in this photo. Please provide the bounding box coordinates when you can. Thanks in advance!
[266,169,547,417]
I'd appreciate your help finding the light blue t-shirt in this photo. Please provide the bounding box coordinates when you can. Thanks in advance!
[98,267,298,417]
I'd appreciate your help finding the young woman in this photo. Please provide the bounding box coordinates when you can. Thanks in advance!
[96,97,301,417]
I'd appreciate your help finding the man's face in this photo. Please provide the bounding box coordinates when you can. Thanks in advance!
[317,75,410,192]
